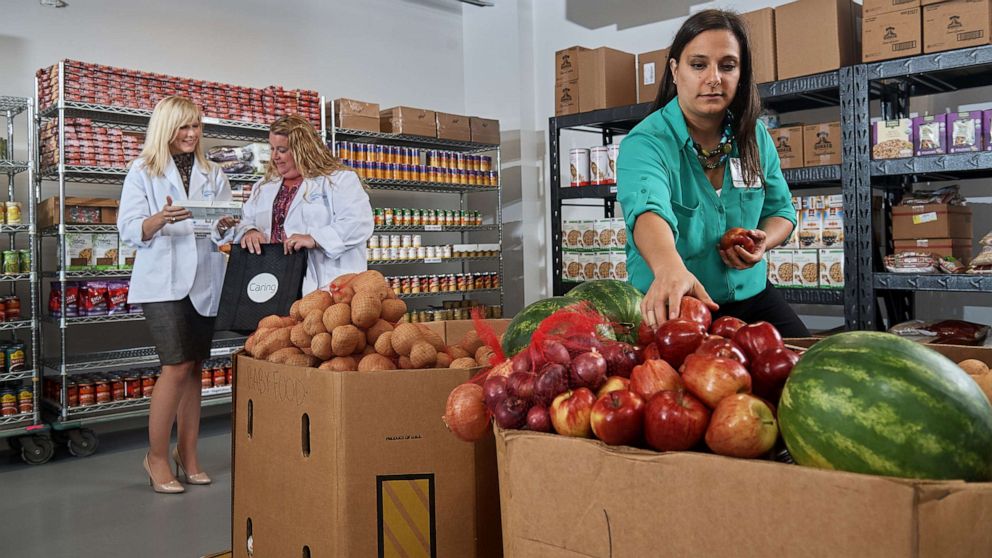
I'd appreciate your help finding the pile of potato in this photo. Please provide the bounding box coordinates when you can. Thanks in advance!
[244,270,496,371]
[960,359,992,403]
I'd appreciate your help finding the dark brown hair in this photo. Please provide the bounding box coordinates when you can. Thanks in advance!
[653,9,763,187]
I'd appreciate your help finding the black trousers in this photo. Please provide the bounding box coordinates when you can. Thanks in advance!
[713,282,811,338]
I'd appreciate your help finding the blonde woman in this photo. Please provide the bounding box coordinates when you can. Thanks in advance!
[118,95,234,494]
[235,115,373,294]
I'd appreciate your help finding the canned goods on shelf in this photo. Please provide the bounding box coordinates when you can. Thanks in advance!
[95,378,111,404]
[412,235,422,248]
[2,251,18,275]
[212,367,226,387]
[17,382,32,414]
[66,380,79,407]
[5,202,22,225]
[141,374,155,398]
[368,235,380,249]
[78,381,95,407]
[0,387,16,416]
[18,250,30,273]
[5,341,24,372]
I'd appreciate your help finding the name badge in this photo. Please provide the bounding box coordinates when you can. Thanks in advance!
[730,158,761,189]
[192,219,213,239]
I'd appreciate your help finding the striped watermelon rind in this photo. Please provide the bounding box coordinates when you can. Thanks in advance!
[501,297,583,357]
[779,331,992,481]
[565,280,643,344]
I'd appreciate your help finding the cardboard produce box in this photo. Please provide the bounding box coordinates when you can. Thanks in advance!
[379,106,437,137]
[802,122,842,166]
[577,47,637,113]
[863,7,923,61]
[895,237,974,262]
[740,8,777,83]
[555,80,579,116]
[436,112,471,142]
[333,98,380,132]
[555,45,589,83]
[769,125,805,169]
[775,0,862,79]
[924,0,992,53]
[892,203,972,240]
[636,48,669,103]
[37,196,119,229]
[233,319,508,558]
[470,117,500,145]
[864,0,922,16]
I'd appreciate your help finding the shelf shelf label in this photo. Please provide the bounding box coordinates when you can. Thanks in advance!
[425,225,443,232]
[424,258,442,264]
[609,186,617,194]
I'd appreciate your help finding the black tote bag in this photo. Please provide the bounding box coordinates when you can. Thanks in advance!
[214,244,307,333]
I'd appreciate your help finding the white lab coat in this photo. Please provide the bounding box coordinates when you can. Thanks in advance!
[117,157,233,316]
[233,170,373,295]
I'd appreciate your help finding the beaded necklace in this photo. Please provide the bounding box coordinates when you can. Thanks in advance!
[692,113,734,170]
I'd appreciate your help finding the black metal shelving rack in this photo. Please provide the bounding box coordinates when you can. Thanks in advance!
[549,69,861,329]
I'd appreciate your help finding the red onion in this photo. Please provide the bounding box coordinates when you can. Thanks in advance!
[507,372,537,403]
[570,350,608,391]
[540,339,571,366]
[512,350,533,375]
[494,396,529,430]
[526,405,552,432]
[534,363,569,406]
[442,383,491,442]
[482,375,508,412]
[562,334,603,358]
[599,341,639,378]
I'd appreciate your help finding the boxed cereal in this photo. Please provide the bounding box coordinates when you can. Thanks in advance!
[773,249,797,287]
[595,219,615,249]
[562,220,583,250]
[66,233,94,270]
[822,207,845,248]
[948,111,984,153]
[913,114,947,156]
[799,209,824,249]
[562,251,582,283]
[596,251,614,280]
[819,249,845,288]
[579,252,598,281]
[93,233,119,270]
[611,251,628,281]
[611,218,626,249]
[578,220,597,249]
[118,237,137,268]
[767,250,782,286]
[872,118,914,159]
[795,249,821,288]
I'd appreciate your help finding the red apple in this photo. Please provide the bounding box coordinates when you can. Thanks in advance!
[630,359,683,401]
[680,353,752,409]
[597,376,631,398]
[679,296,712,329]
[526,405,553,432]
[637,321,655,345]
[599,341,639,378]
[550,388,596,437]
[751,347,800,404]
[569,350,608,391]
[640,342,661,362]
[733,321,784,363]
[710,316,746,338]
[643,390,711,452]
[655,319,707,369]
[695,335,749,368]
[705,394,778,458]
[719,227,756,253]
[590,390,645,446]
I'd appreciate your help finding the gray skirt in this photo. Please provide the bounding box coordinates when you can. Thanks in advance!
[142,297,215,365]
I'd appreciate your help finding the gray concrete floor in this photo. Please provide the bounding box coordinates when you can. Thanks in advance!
[0,414,232,558]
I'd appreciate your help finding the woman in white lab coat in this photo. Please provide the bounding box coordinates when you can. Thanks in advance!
[236,114,373,295]
[118,95,235,494]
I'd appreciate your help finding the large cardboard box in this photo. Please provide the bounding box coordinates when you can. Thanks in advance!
[555,46,590,83]
[37,196,119,229]
[333,98,380,132]
[863,7,923,61]
[923,0,992,53]
[577,47,637,113]
[379,106,437,137]
[892,203,973,239]
[470,117,500,145]
[775,0,862,79]
[895,237,975,263]
[636,48,669,103]
[769,125,805,169]
[233,320,507,558]
[436,112,471,142]
[741,8,777,83]
[864,0,922,16]
[555,80,579,116]
[802,121,842,166]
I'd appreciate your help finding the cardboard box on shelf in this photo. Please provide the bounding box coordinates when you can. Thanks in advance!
[986,109,992,150]
[66,233,94,271]
[913,113,948,155]
[922,0,952,5]
[767,249,789,286]
[436,113,471,142]
[769,125,805,169]
[562,220,582,250]
[891,203,972,239]
[795,249,821,287]
[595,251,614,280]
[577,47,637,113]
[822,207,845,248]
[924,0,992,53]
[948,111,984,153]
[555,46,590,83]
[802,122,842,166]
[864,0,922,16]
[863,7,923,62]
[92,233,119,270]
[800,208,824,249]
[470,117,500,145]
[611,218,627,249]
[894,237,975,263]
[379,106,437,137]
[563,251,582,282]
[579,252,598,281]
[594,219,615,249]
[555,80,579,116]
[611,251,628,281]
[578,220,597,249]
[636,48,669,103]
[37,197,118,229]
[775,0,862,80]
[872,118,914,159]
[333,98,380,132]
[819,248,845,287]
[117,238,136,269]
[232,320,506,558]
[775,249,798,286]
[740,8,777,83]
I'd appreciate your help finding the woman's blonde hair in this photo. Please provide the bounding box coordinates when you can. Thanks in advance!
[264,114,350,180]
[137,95,209,177]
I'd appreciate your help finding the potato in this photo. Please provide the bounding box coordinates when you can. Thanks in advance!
[323,303,352,331]
[289,300,303,321]
[391,323,423,356]
[417,325,445,352]
[435,352,452,368]
[375,331,398,358]
[381,299,408,323]
[350,270,386,293]
[355,328,367,353]
[332,285,355,304]
[246,327,275,357]
[320,356,357,371]
[450,357,479,369]
[362,345,376,355]
[351,292,382,329]
[959,359,990,376]
[311,332,334,361]
[330,272,357,290]
[283,353,320,368]
[268,347,302,364]
[299,290,333,317]
[398,356,416,370]
[255,327,293,360]
[475,345,496,367]
[448,346,470,360]
[459,331,484,355]
[303,309,328,337]
[290,323,313,350]
[358,353,397,372]
[258,314,289,330]
[366,319,394,345]
[332,325,362,357]
[410,341,438,369]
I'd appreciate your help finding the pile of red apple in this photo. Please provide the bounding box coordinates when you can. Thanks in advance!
[453,297,801,460]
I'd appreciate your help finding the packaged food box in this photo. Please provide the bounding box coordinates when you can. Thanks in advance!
[578,220,597,249]
[892,203,972,240]
[772,249,796,287]
[802,122,842,166]
[579,252,598,281]
[795,249,821,288]
[562,251,582,282]
[611,251,628,281]
[66,233,94,270]
[562,221,582,250]
[822,207,845,248]
[799,209,824,249]
[948,111,984,153]
[769,125,804,169]
[819,249,845,288]
[913,114,947,156]
[872,118,914,159]
[611,218,627,249]
[596,251,614,280]
[825,194,844,208]
[93,233,119,270]
[118,238,137,269]
[595,219,615,249]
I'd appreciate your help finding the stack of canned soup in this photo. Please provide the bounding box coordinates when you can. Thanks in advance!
[387,272,501,296]
[335,142,498,187]
[0,340,31,417]
[373,207,483,228]
[404,301,503,323]
[561,218,628,283]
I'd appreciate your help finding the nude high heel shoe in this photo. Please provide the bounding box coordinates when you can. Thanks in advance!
[143,453,184,494]
[173,447,212,485]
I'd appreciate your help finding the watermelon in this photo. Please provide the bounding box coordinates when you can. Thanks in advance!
[565,280,644,345]
[779,332,992,481]
[501,297,621,357]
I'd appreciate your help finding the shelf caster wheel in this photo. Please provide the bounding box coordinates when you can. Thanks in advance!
[20,435,54,465]
[67,428,98,458]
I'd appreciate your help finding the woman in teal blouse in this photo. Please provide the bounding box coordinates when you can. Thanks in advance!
[617,9,809,337]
